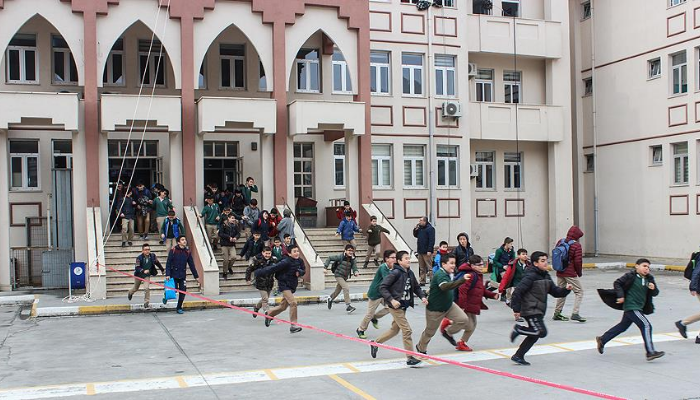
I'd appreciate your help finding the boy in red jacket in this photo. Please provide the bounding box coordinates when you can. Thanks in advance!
[553,226,586,322]
[442,254,499,351]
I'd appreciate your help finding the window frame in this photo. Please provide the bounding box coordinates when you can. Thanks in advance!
[647,57,661,80]
[296,49,321,94]
[671,51,688,95]
[104,39,125,87]
[504,152,524,190]
[401,53,424,96]
[293,143,314,198]
[219,44,246,90]
[333,142,346,188]
[672,142,689,185]
[504,70,522,104]
[6,34,39,85]
[502,0,520,17]
[52,35,78,85]
[475,151,495,190]
[138,40,166,88]
[370,51,391,95]
[436,145,459,188]
[475,69,494,102]
[9,140,40,191]
[403,145,425,188]
[583,77,593,96]
[649,145,663,167]
[669,0,686,8]
[585,154,595,173]
[332,52,352,94]
[372,144,393,189]
[435,54,457,98]
[581,1,591,20]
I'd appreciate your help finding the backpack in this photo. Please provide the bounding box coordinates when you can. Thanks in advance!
[684,252,699,280]
[552,239,575,272]
[331,259,340,273]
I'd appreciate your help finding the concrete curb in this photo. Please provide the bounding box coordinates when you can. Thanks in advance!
[0,295,35,305]
[31,292,370,318]
[582,262,686,272]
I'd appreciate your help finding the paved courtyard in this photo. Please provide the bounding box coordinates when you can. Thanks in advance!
[0,269,699,400]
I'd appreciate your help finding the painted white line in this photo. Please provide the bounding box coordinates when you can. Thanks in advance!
[0,332,686,400]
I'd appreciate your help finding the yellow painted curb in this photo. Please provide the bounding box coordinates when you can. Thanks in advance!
[79,304,131,315]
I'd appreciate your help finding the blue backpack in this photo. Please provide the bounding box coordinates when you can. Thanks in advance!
[552,239,575,272]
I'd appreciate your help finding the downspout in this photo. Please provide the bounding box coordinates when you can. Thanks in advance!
[427,5,436,224]
[591,0,599,256]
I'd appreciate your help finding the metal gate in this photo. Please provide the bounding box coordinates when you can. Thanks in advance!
[52,169,74,248]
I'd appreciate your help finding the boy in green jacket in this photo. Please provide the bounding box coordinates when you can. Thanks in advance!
[201,196,221,250]
[364,216,390,268]
[357,250,396,339]
[153,189,173,245]
[324,244,359,314]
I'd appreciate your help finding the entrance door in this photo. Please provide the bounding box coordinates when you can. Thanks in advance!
[51,140,74,249]
[293,143,314,199]
[203,141,241,192]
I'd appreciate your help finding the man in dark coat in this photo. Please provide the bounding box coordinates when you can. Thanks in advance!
[255,246,306,333]
[412,217,435,285]
[164,236,201,314]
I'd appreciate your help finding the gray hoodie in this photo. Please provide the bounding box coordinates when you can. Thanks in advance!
[276,209,295,239]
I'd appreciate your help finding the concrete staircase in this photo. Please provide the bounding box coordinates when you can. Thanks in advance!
[104,237,200,299]
[303,228,379,287]
[212,229,257,293]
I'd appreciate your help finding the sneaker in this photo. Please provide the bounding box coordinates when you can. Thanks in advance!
[127,292,133,301]
[363,262,369,269]
[441,330,457,347]
[290,325,302,334]
[121,242,126,247]
[516,317,525,323]
[176,309,184,314]
[162,296,167,305]
[695,336,700,344]
[346,305,356,314]
[374,259,379,267]
[159,240,164,245]
[511,355,530,366]
[371,318,379,329]
[227,267,234,275]
[596,336,605,354]
[253,307,259,318]
[264,312,272,327]
[128,242,133,247]
[500,295,507,303]
[440,318,452,333]
[552,313,569,321]
[456,341,472,352]
[406,356,423,367]
[646,351,665,361]
[143,235,149,240]
[356,329,367,339]
[143,301,149,308]
[223,274,228,280]
[571,314,587,323]
[370,341,378,359]
[327,297,333,310]
[675,320,688,338]
[510,328,519,343]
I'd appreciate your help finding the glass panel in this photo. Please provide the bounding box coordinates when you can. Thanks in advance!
[414,68,422,94]
[234,59,244,88]
[333,64,343,91]
[332,50,345,62]
[371,51,389,64]
[484,83,492,102]
[505,165,512,188]
[25,50,36,81]
[370,65,377,92]
[505,152,521,162]
[402,68,410,94]
[504,71,521,82]
[334,159,344,186]
[415,160,424,186]
[310,63,319,91]
[334,143,345,156]
[220,44,245,57]
[10,141,38,153]
[52,36,68,49]
[449,160,457,186]
[437,160,445,186]
[155,55,165,85]
[435,55,454,67]
[436,70,444,96]
[486,165,493,188]
[259,62,266,91]
[294,145,301,158]
[404,145,424,156]
[514,165,521,188]
[476,69,493,80]
[54,51,65,82]
[674,143,688,154]
[345,68,351,91]
[447,70,455,96]
[227,143,238,157]
[146,142,158,157]
[203,142,213,157]
[476,151,494,162]
[297,62,306,90]
[674,158,682,183]
[140,55,150,84]
[437,145,457,157]
[672,52,686,65]
[113,54,124,85]
[372,145,391,156]
[302,161,312,173]
[372,160,379,186]
[381,159,390,185]
[69,56,78,82]
[53,140,72,154]
[294,174,302,185]
[380,67,389,93]
[404,160,412,185]
[221,58,231,87]
[294,161,301,172]
[8,49,20,81]
[303,187,312,198]
[303,174,312,185]
[27,157,38,188]
[297,49,318,60]
[10,157,22,188]
[302,144,313,158]
[402,54,422,66]
[215,143,225,157]
[10,34,36,47]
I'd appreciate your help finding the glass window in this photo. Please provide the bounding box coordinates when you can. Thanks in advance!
[138,39,166,87]
[583,77,593,96]
[435,55,456,97]
[293,143,314,198]
[403,145,425,187]
[220,44,245,89]
[103,39,125,86]
[473,0,493,15]
[259,62,267,91]
[673,142,689,185]
[372,144,392,188]
[402,53,423,96]
[333,142,345,187]
[437,145,458,187]
[671,51,687,94]
[582,1,591,20]
[9,140,40,190]
[52,35,77,84]
[6,34,38,84]
[670,0,686,7]
[648,58,661,79]
[650,145,663,166]
[504,152,523,189]
[198,63,206,89]
[332,49,352,93]
[296,49,320,93]
[475,151,494,189]
[502,0,520,17]
[475,69,494,102]
[504,71,521,103]
[585,154,595,172]
[371,51,390,95]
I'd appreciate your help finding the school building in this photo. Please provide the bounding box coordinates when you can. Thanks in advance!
[0,0,574,293]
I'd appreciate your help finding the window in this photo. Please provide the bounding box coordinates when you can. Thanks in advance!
[52,36,78,84]
[333,142,345,187]
[671,51,687,95]
[293,143,314,198]
[437,145,458,187]
[475,69,494,102]
[648,58,661,80]
[259,62,267,91]
[583,77,593,96]
[435,55,456,97]
[581,1,591,20]
[504,71,521,104]
[475,151,494,189]
[585,154,595,172]
[442,0,455,7]
[502,0,520,17]
[220,44,245,89]
[203,141,238,158]
[9,141,39,190]
[504,152,523,189]
[670,0,686,7]
[332,49,352,93]
[53,140,73,169]
[372,144,392,188]
[198,63,206,89]
[138,39,166,87]
[103,39,125,86]
[673,142,689,185]
[6,34,38,84]
[402,53,423,96]
[473,0,493,15]
[296,49,320,93]
[370,51,390,95]
[403,145,425,187]
[650,145,663,166]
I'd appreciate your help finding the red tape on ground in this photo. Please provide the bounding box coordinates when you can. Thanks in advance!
[107,266,626,400]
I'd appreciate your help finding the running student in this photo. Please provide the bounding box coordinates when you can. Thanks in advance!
[325,244,359,314]
[596,258,665,361]
[239,230,264,262]
[357,250,396,339]
[127,243,164,308]
[499,248,530,313]
[509,251,571,365]
[489,237,515,294]
[164,236,201,314]
[416,254,471,355]
[255,245,306,333]
[218,213,240,279]
[431,241,449,275]
[370,250,427,367]
[245,247,277,318]
[553,226,586,322]
[676,250,700,344]
[336,211,361,247]
[453,232,474,270]
[364,216,390,269]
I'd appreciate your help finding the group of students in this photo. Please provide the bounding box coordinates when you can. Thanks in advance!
[112,181,177,247]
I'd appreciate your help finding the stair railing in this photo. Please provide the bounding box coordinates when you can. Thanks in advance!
[281,197,320,263]
[190,205,215,266]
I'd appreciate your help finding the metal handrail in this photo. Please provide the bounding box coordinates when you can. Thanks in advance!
[367,197,415,254]
[281,197,320,263]
[190,205,215,266]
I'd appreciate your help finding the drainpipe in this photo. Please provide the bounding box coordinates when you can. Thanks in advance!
[591,0,599,256]
[427,4,436,224]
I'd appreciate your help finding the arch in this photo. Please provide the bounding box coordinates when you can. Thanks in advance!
[193,1,273,91]
[0,0,84,84]
[285,7,358,94]
[97,0,181,88]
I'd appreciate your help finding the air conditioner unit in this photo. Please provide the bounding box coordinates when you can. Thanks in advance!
[468,63,478,78]
[470,164,479,178]
[442,101,462,118]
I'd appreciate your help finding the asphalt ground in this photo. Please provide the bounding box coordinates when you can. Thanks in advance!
[1,269,699,400]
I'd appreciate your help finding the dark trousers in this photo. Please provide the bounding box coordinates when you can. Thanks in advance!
[601,310,655,353]
[514,314,547,358]
[174,278,187,310]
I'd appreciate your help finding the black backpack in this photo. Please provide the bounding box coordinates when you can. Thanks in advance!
[684,252,699,280]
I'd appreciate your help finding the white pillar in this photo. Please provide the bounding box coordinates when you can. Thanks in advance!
[260,133,275,209]
[0,130,11,290]
[347,133,360,206]
[170,131,185,210]
[72,126,89,264]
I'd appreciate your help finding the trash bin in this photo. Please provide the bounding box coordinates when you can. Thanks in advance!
[295,197,318,228]
[70,262,86,289]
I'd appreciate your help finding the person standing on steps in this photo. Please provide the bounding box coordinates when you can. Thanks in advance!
[218,213,240,279]
[336,211,361,248]
[160,211,184,250]
[255,245,306,333]
[335,200,357,223]
[239,177,259,205]
[370,250,427,367]
[119,190,136,247]
[231,189,246,221]
[132,182,153,240]
[201,196,221,251]
[164,236,201,314]
[453,232,474,269]
[239,230,264,263]
[357,250,396,339]
[676,250,700,344]
[509,251,572,366]
[128,243,164,308]
[245,247,277,318]
[596,259,665,361]
[364,216,390,269]
[153,189,173,245]
[276,209,295,245]
[413,216,435,286]
[553,226,586,322]
[324,244,359,314]
[242,199,261,231]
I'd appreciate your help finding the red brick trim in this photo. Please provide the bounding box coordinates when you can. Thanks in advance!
[371,105,394,127]
[504,199,525,217]
[403,198,428,219]
[437,198,460,218]
[475,198,497,218]
[373,198,395,219]
[402,106,427,127]
[370,11,392,32]
[435,107,459,128]
[667,11,687,38]
[400,12,425,35]
[9,202,43,227]
[434,16,457,37]
[668,103,688,127]
[670,194,689,216]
